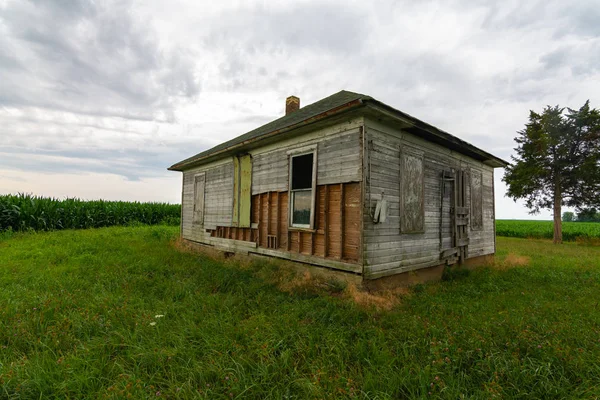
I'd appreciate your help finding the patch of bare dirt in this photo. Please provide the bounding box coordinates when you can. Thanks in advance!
[494,253,531,270]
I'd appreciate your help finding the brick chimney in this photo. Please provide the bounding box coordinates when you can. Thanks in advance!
[285,95,300,115]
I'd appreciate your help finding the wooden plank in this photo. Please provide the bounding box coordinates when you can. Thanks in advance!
[257,193,262,245]
[239,155,252,228]
[339,183,344,260]
[266,191,271,236]
[249,247,362,274]
[208,237,257,254]
[275,191,280,245]
[232,156,240,226]
[439,171,443,251]
[456,217,468,226]
[441,248,458,259]
[324,185,329,257]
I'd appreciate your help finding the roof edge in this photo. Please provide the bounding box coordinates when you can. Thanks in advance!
[363,100,509,168]
[168,98,366,171]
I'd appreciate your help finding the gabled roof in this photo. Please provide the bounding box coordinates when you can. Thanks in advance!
[169,90,508,171]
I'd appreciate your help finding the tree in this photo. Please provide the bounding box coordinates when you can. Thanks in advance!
[562,211,574,222]
[576,208,600,222]
[503,101,600,243]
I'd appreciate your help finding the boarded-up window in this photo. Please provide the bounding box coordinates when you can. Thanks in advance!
[400,151,424,233]
[232,155,252,228]
[193,173,205,224]
[471,170,483,230]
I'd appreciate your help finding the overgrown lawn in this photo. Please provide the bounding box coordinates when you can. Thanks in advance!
[1,227,599,398]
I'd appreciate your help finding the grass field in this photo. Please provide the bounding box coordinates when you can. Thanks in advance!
[1,226,600,398]
[496,219,600,241]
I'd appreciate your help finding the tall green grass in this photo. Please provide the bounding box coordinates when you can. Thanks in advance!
[496,219,600,241]
[0,193,180,232]
[1,227,599,398]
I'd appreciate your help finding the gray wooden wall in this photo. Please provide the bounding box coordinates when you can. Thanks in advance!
[181,121,363,242]
[182,161,234,235]
[363,119,496,279]
[251,128,362,194]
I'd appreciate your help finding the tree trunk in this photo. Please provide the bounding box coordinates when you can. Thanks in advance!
[553,181,563,244]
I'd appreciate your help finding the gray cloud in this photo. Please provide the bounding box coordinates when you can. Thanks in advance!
[540,41,600,76]
[0,0,598,216]
[0,0,200,119]
[203,2,367,54]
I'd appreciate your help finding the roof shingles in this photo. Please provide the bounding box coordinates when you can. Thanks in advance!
[169,90,508,170]
[169,90,370,170]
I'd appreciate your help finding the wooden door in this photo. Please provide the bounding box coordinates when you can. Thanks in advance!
[453,170,470,262]
[439,169,469,265]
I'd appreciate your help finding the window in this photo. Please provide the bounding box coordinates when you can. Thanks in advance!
[289,152,316,228]
[471,170,483,230]
[193,173,205,224]
[400,150,424,233]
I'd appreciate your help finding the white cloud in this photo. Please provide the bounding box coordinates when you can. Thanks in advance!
[0,0,598,218]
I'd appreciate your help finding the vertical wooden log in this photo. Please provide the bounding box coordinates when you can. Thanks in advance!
[257,194,262,245]
[324,184,329,257]
[339,183,344,260]
[276,191,280,249]
[310,187,316,255]
[267,191,272,237]
[298,231,302,254]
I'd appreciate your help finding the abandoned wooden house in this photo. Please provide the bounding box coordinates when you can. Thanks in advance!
[169,90,508,281]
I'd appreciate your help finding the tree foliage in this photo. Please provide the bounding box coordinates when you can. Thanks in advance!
[576,208,600,222]
[562,211,574,222]
[503,101,600,243]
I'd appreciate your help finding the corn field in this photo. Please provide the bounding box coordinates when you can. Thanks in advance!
[0,194,180,232]
[496,219,600,241]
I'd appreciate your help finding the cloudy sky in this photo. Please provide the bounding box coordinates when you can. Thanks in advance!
[1,0,598,219]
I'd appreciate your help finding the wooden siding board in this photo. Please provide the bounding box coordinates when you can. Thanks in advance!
[202,162,234,230]
[363,120,496,277]
[251,128,362,194]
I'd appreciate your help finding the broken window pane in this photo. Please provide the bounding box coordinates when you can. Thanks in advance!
[291,153,313,190]
[292,190,311,226]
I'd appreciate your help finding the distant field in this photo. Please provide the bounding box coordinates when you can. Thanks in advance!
[1,226,600,398]
[0,194,180,232]
[496,219,600,241]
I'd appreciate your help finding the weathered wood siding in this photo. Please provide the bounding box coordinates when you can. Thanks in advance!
[210,182,361,265]
[251,127,362,194]
[181,160,234,239]
[363,119,495,279]
[180,118,364,272]
[204,162,235,229]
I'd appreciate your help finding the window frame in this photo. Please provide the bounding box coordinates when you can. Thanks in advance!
[399,146,425,234]
[470,169,484,231]
[287,146,318,229]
